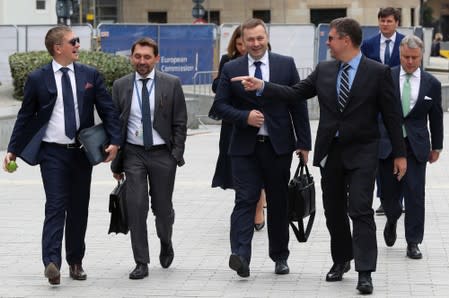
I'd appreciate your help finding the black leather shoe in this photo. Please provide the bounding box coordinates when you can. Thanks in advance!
[356,271,373,294]
[375,204,385,215]
[69,264,87,280]
[254,221,265,231]
[407,243,422,259]
[229,254,250,277]
[383,220,397,247]
[44,262,60,285]
[129,263,149,280]
[326,261,350,281]
[275,260,289,275]
[160,242,174,268]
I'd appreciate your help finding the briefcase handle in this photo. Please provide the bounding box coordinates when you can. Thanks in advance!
[293,153,311,180]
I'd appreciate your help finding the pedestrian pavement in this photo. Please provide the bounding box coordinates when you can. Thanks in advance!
[1,117,449,298]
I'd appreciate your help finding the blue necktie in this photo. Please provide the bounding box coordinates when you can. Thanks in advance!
[60,67,77,139]
[384,39,391,65]
[140,78,153,150]
[338,63,350,112]
[254,61,263,80]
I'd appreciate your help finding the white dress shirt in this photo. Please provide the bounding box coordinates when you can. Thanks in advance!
[400,67,421,112]
[380,32,397,64]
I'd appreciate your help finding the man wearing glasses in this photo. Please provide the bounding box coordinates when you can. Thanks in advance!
[3,25,121,286]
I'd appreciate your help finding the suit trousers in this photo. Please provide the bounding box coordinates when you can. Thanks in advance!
[320,139,377,272]
[230,140,292,264]
[379,139,426,244]
[124,143,177,264]
[39,142,92,268]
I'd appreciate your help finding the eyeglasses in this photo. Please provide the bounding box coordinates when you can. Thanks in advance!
[327,34,347,42]
[67,37,80,46]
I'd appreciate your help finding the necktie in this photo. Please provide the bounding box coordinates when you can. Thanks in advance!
[338,63,350,112]
[60,67,77,139]
[140,78,153,150]
[254,61,263,80]
[384,39,391,65]
[401,74,411,137]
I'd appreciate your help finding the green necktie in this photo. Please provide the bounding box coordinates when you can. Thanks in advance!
[401,74,411,137]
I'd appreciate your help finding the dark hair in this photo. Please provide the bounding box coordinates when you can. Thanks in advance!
[329,17,363,47]
[227,25,243,59]
[45,25,72,56]
[378,7,401,22]
[131,37,159,56]
[241,18,268,36]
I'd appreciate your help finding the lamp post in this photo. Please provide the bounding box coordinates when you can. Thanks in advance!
[192,0,206,23]
[56,0,73,25]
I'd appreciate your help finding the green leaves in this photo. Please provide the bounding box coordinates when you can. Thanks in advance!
[9,50,133,100]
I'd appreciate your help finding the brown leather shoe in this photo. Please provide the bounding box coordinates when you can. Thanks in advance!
[69,264,87,280]
[44,262,60,285]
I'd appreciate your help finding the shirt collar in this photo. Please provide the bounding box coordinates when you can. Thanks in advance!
[381,32,397,43]
[53,60,74,73]
[341,51,362,71]
[400,67,421,79]
[135,68,156,81]
[247,50,269,67]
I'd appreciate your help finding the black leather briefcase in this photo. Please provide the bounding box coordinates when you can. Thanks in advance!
[78,123,109,165]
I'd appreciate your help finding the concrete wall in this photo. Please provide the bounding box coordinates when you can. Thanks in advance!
[0,0,57,25]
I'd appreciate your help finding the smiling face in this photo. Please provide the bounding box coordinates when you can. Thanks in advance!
[131,44,160,77]
[53,31,80,66]
[242,24,269,60]
[326,28,349,60]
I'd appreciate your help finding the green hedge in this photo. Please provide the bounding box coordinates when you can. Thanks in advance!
[9,50,133,100]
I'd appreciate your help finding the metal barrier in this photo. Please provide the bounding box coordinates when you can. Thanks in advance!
[192,70,217,97]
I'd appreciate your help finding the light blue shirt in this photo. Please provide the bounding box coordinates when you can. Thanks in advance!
[336,51,362,96]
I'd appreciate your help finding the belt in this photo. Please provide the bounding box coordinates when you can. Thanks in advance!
[256,135,270,143]
[43,141,83,149]
[127,143,167,151]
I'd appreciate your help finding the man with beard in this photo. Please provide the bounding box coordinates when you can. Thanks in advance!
[111,37,187,279]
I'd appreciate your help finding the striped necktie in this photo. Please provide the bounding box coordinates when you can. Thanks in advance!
[338,63,351,112]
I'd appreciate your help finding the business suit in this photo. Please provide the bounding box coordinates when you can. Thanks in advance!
[379,66,443,245]
[7,62,121,270]
[361,32,405,67]
[111,69,187,267]
[214,51,311,265]
[263,55,406,272]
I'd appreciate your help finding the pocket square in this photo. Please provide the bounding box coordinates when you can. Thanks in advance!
[84,82,93,89]
[424,96,432,100]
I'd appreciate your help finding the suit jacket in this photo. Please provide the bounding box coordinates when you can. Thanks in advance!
[111,70,187,170]
[214,52,312,156]
[361,32,405,67]
[378,66,443,162]
[7,62,121,165]
[263,56,406,168]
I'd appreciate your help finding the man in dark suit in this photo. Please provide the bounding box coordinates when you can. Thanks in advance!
[234,17,407,295]
[2,25,121,285]
[361,7,405,214]
[111,37,187,279]
[381,35,443,259]
[214,18,311,278]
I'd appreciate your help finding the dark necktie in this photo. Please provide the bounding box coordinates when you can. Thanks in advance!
[384,39,391,65]
[140,78,153,150]
[254,61,263,80]
[60,67,77,139]
[338,63,351,112]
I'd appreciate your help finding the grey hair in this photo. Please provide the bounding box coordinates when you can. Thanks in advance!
[400,35,424,51]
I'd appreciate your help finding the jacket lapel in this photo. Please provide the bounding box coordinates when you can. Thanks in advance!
[408,69,428,117]
[74,63,85,118]
[44,63,57,99]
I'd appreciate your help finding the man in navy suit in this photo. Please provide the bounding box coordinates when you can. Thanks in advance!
[2,26,121,285]
[381,35,443,259]
[361,7,405,214]
[214,18,311,278]
[233,17,407,295]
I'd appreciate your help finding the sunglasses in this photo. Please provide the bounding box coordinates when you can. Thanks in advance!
[67,37,80,46]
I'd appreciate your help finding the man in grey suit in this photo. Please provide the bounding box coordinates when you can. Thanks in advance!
[111,37,187,279]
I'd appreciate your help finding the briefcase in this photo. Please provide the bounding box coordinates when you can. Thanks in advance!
[78,123,109,165]
[288,154,316,242]
[108,179,129,235]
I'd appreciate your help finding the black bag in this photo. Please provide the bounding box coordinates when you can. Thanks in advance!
[108,179,129,234]
[78,123,109,165]
[288,154,316,242]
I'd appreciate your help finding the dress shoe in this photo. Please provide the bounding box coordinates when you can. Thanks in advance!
[44,262,60,285]
[160,242,174,268]
[69,264,87,280]
[375,204,385,215]
[407,243,422,259]
[356,271,373,294]
[229,254,250,277]
[326,261,350,281]
[383,220,397,247]
[129,263,149,279]
[274,260,289,275]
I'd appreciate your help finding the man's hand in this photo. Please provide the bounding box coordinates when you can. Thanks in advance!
[113,172,124,181]
[3,152,17,173]
[247,110,264,128]
[296,149,309,164]
[104,144,119,163]
[231,76,264,91]
[393,157,407,181]
[428,150,440,163]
